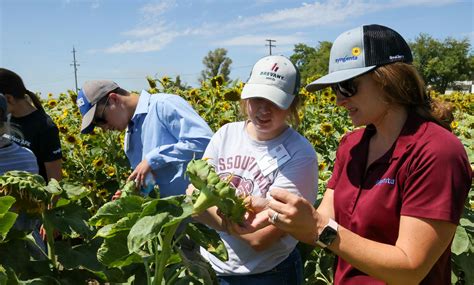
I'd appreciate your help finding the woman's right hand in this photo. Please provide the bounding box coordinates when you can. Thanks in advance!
[267,188,321,245]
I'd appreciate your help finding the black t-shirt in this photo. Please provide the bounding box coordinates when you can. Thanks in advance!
[8,110,62,180]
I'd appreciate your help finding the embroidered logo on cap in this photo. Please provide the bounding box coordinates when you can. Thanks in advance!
[389,55,405,60]
[271,63,279,72]
[259,62,285,80]
[352,47,361,56]
[76,97,85,108]
[335,55,358,63]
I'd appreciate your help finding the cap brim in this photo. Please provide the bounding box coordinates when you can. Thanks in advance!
[305,66,377,92]
[80,104,98,134]
[241,84,294,110]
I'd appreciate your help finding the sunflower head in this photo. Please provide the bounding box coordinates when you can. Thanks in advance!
[66,135,77,144]
[318,161,327,172]
[189,89,199,97]
[85,180,96,189]
[320,122,334,136]
[48,99,58,108]
[146,76,157,89]
[161,76,171,84]
[105,165,116,177]
[96,188,108,199]
[70,93,78,104]
[450,121,459,129]
[93,158,105,169]
[211,75,224,88]
[223,89,240,101]
[59,125,68,134]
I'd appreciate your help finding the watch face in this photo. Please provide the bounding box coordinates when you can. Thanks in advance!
[319,226,338,246]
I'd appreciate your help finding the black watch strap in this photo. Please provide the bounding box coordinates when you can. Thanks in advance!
[315,218,338,248]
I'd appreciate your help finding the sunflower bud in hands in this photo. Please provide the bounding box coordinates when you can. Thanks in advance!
[186,159,248,223]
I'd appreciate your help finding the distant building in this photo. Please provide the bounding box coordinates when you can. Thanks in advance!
[445,81,474,94]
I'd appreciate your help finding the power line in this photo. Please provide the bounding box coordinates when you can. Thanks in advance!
[70,46,80,93]
[265,39,276,55]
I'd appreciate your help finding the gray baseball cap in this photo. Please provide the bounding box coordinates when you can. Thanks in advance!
[241,55,300,110]
[306,24,412,92]
[76,80,119,134]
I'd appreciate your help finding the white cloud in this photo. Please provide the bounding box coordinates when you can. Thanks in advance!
[224,0,458,30]
[122,21,170,38]
[105,32,179,53]
[140,0,176,16]
[104,0,458,53]
[103,0,180,53]
[227,1,371,30]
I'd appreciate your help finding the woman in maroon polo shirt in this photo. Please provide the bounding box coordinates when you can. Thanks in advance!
[237,25,472,284]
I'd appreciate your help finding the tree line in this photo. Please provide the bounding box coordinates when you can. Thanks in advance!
[200,34,473,94]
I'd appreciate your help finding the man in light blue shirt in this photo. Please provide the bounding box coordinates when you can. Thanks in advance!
[76,80,213,197]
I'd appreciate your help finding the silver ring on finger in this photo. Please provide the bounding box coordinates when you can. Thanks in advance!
[271,211,279,224]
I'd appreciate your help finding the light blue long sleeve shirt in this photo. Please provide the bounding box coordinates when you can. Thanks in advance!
[124,91,213,197]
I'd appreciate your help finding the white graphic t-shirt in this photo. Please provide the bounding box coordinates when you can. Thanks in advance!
[200,121,318,275]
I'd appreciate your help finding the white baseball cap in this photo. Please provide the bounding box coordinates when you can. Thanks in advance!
[241,55,300,110]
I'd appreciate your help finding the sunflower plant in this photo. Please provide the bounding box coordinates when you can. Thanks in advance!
[1,76,470,284]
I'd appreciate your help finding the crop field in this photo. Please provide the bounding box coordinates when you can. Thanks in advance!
[1,75,472,284]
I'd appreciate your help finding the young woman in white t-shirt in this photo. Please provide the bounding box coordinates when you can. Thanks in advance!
[188,55,318,285]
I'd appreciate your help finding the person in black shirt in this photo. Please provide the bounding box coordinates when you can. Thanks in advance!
[0,68,62,181]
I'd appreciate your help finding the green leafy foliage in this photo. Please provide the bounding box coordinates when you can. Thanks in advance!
[0,70,470,284]
[200,48,232,83]
[410,34,473,93]
[0,196,17,241]
[89,192,224,284]
[290,41,332,85]
[186,222,228,261]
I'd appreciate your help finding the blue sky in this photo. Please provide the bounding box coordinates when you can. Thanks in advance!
[1,0,472,97]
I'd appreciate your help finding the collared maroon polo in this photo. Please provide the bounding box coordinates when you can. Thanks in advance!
[327,113,471,284]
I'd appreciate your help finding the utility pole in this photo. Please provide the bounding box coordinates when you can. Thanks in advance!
[71,46,80,93]
[265,39,276,55]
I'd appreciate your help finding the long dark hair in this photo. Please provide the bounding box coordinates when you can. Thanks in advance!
[0,68,45,113]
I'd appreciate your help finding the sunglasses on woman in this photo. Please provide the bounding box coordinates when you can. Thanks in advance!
[332,78,358,98]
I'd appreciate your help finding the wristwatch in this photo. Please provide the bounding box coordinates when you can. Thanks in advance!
[315,218,339,248]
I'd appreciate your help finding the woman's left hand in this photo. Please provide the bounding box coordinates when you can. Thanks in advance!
[217,196,271,235]
[267,188,320,245]
[229,208,272,235]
